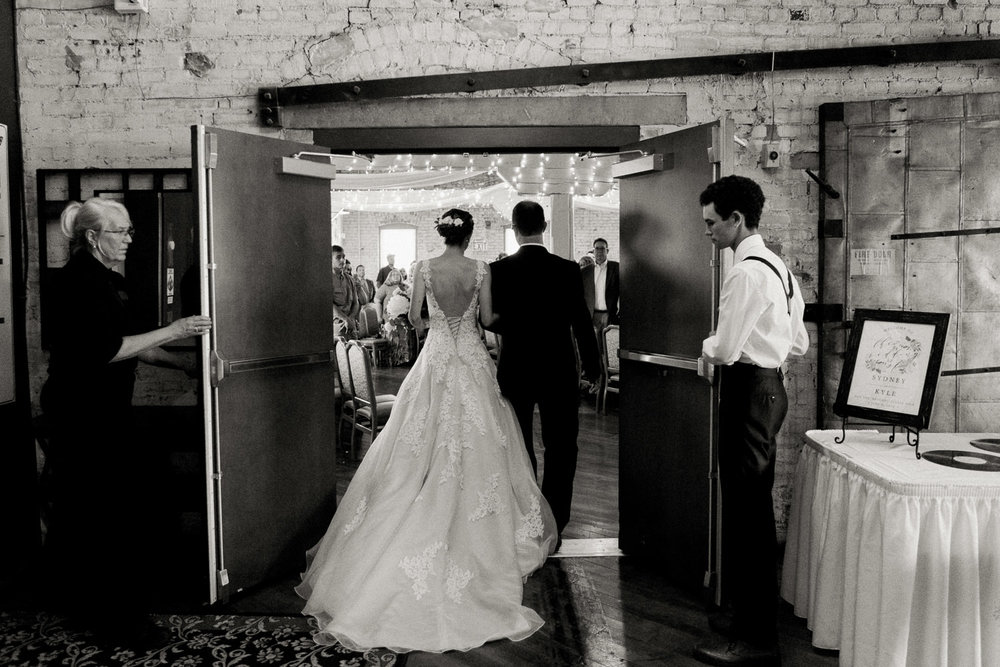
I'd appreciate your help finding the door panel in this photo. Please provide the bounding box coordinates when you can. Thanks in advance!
[618,121,729,596]
[193,126,337,602]
[619,126,719,358]
[619,359,712,581]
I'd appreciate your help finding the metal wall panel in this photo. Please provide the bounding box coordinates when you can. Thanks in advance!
[906,170,960,262]
[966,93,1000,118]
[847,214,905,311]
[900,95,966,122]
[962,236,1000,311]
[906,262,960,314]
[825,92,1000,431]
[909,121,961,168]
[959,312,1000,402]
[848,127,906,214]
[963,121,1000,221]
[929,376,957,432]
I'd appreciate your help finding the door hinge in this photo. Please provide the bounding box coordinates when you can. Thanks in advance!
[203,132,218,170]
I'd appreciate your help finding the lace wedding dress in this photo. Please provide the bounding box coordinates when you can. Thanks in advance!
[296,259,557,653]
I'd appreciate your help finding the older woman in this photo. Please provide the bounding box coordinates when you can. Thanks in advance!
[372,267,403,323]
[41,197,211,649]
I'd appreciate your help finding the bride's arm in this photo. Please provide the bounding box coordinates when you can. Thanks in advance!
[408,261,427,332]
[478,264,498,328]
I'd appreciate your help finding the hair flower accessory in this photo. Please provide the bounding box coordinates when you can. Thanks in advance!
[436,208,472,228]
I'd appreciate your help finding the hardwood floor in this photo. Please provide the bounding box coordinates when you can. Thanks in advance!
[220,363,838,666]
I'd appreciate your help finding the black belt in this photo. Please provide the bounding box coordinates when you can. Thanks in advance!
[728,362,783,378]
[593,310,608,313]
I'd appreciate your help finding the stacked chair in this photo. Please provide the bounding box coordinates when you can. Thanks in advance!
[598,325,620,414]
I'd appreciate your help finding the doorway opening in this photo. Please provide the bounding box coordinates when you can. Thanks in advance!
[326,146,624,544]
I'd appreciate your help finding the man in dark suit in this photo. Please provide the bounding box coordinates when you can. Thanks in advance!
[353,264,376,305]
[580,237,620,335]
[375,254,396,288]
[489,201,601,539]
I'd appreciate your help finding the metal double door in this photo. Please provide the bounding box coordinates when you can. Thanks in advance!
[192,126,338,603]
[617,120,730,598]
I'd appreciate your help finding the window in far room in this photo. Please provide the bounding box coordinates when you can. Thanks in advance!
[380,225,417,272]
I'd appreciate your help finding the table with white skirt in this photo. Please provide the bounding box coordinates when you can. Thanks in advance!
[780,429,1000,667]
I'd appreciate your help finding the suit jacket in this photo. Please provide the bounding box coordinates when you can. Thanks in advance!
[490,246,600,396]
[581,260,620,324]
[355,277,375,305]
[375,265,394,287]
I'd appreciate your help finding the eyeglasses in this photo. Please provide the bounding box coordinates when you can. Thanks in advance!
[100,226,136,238]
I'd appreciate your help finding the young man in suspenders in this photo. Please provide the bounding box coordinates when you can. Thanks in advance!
[695,175,809,667]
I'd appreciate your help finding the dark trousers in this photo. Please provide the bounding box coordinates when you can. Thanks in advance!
[42,409,159,622]
[717,362,788,647]
[508,387,580,534]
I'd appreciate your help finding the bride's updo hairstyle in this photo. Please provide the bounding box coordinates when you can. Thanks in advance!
[435,208,474,246]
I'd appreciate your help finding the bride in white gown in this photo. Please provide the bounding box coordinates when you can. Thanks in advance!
[296,209,557,654]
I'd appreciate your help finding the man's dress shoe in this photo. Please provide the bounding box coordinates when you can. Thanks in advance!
[693,638,781,666]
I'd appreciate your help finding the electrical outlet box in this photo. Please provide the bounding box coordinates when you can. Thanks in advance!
[760,142,781,169]
[115,0,149,14]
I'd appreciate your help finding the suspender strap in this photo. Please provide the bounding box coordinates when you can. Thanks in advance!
[744,256,793,315]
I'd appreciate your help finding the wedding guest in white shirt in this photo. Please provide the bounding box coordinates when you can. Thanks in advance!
[694,175,808,667]
[580,237,620,336]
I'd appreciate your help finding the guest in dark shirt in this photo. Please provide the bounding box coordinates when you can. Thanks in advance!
[41,197,212,649]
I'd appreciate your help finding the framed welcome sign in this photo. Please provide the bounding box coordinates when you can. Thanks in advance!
[833,309,950,431]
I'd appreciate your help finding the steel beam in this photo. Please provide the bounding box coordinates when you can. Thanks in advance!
[259,39,1000,126]
[273,95,685,131]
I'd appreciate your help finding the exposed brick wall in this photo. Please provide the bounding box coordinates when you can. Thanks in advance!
[14,0,1000,539]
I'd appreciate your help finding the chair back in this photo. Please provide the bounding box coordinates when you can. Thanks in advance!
[347,341,376,408]
[334,336,354,399]
[603,325,620,373]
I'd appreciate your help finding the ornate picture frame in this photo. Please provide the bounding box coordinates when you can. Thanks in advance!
[833,309,950,431]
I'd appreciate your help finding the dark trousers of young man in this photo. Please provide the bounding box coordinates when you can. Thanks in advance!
[718,362,789,649]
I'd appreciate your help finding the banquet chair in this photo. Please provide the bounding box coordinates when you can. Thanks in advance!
[333,337,357,460]
[599,325,620,414]
[346,340,397,459]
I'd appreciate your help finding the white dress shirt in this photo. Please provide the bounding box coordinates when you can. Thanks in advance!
[594,260,608,311]
[702,235,809,368]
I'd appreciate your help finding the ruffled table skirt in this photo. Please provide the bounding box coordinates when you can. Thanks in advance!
[781,429,1000,667]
